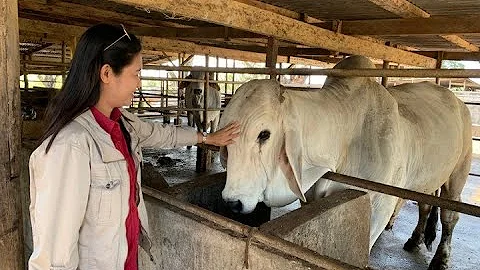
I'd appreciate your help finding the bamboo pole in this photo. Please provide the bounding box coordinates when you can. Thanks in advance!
[324,172,480,218]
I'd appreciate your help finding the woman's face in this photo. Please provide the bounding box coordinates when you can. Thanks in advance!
[100,53,142,109]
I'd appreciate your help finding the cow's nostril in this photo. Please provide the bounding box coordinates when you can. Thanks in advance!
[194,88,202,95]
[226,200,243,213]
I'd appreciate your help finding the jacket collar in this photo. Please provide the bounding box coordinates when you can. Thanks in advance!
[74,109,125,163]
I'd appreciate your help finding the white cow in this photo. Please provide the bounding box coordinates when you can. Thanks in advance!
[219,56,471,270]
[184,71,221,132]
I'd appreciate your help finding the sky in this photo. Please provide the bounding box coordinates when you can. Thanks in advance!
[461,61,480,84]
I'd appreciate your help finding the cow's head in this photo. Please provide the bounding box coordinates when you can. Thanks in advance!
[189,70,208,107]
[219,79,305,214]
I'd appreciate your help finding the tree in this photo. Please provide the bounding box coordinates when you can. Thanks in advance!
[441,60,465,69]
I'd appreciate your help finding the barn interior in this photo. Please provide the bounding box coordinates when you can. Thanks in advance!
[2,0,480,269]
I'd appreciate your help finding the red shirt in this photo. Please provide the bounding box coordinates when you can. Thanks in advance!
[91,107,139,270]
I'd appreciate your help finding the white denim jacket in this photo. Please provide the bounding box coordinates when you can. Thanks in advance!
[28,109,198,270]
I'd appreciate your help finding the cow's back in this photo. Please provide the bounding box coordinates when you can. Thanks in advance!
[387,82,471,193]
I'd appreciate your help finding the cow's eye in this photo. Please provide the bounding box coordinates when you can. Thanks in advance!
[257,130,270,144]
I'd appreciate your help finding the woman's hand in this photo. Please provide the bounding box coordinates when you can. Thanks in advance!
[198,121,240,146]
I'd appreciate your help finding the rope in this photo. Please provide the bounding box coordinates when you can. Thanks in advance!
[243,227,257,269]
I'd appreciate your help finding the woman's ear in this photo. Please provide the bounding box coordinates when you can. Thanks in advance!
[100,64,112,84]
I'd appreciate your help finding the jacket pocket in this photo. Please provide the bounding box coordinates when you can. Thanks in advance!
[89,163,122,226]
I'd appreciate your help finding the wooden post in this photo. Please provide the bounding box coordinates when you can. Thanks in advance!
[231,59,235,93]
[0,0,25,268]
[381,60,390,87]
[266,37,278,79]
[196,55,211,172]
[175,53,182,125]
[71,36,77,58]
[435,51,444,84]
[22,55,28,90]
[163,72,170,123]
[62,41,67,83]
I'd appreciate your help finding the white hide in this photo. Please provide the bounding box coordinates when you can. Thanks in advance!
[219,56,471,250]
[185,70,221,131]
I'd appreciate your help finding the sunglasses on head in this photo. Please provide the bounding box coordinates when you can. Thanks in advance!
[104,24,131,51]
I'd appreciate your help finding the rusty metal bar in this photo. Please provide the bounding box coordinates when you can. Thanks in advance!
[142,186,361,270]
[323,172,480,218]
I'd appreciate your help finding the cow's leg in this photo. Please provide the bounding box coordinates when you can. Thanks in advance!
[210,115,219,133]
[428,203,457,270]
[385,198,405,230]
[187,111,194,128]
[428,148,470,270]
[186,111,195,149]
[403,202,431,252]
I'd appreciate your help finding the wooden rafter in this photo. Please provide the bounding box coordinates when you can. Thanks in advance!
[142,37,331,66]
[439,35,479,52]
[366,0,479,52]
[19,18,330,66]
[109,0,436,67]
[367,0,430,18]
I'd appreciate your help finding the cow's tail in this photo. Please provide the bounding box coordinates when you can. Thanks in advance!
[424,189,440,251]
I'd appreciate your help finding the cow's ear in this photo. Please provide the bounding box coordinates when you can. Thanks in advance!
[220,146,228,169]
[279,129,306,202]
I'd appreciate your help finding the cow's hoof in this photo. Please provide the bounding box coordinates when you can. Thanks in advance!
[428,256,448,270]
[403,238,421,252]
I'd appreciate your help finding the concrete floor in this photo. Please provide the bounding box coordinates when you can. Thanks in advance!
[143,144,480,270]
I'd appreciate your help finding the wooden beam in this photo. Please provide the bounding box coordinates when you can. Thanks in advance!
[198,43,332,57]
[366,0,479,52]
[0,0,24,268]
[323,15,480,36]
[416,51,480,61]
[234,0,321,23]
[366,0,430,18]
[142,37,330,66]
[131,26,263,39]
[110,0,436,67]
[19,19,330,67]
[439,35,479,52]
[19,18,85,38]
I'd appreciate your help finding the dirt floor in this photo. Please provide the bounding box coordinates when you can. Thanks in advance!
[142,129,480,270]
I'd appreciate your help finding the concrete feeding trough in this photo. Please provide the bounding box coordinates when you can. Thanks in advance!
[139,172,370,270]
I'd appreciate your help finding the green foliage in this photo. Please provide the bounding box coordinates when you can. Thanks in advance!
[441,60,465,69]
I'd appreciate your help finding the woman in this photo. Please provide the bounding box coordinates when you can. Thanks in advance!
[28,24,239,270]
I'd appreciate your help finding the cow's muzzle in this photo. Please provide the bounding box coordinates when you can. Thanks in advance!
[226,200,243,213]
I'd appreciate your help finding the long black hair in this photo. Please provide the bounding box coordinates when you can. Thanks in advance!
[40,24,142,153]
